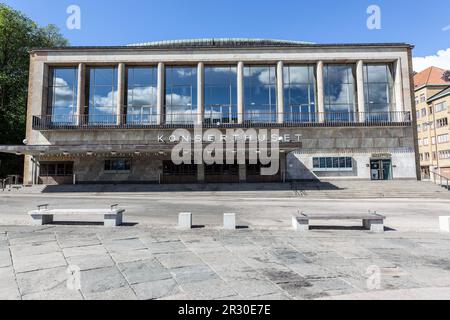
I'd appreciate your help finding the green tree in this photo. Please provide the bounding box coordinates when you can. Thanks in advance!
[0,3,68,178]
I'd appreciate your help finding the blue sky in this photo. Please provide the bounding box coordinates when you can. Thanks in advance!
[3,0,450,70]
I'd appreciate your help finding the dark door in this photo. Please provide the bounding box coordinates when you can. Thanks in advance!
[370,159,392,180]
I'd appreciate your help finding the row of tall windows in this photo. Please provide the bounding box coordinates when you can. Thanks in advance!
[47,63,395,124]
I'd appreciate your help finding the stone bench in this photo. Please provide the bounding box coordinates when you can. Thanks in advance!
[28,204,124,227]
[439,216,450,232]
[292,212,386,233]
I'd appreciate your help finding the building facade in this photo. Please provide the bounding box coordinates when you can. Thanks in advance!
[414,67,450,179]
[0,39,419,185]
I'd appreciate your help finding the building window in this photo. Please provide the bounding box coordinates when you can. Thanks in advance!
[423,138,429,146]
[283,65,316,122]
[415,96,419,105]
[439,150,450,159]
[313,157,353,171]
[163,161,197,176]
[244,65,277,122]
[420,94,426,103]
[418,139,423,146]
[40,162,74,176]
[126,66,158,124]
[323,64,356,121]
[165,66,197,124]
[424,152,430,161]
[435,101,448,113]
[86,67,118,124]
[436,117,448,128]
[204,66,237,124]
[363,64,394,121]
[419,153,424,161]
[438,134,449,144]
[417,124,421,132]
[432,137,436,145]
[421,108,427,117]
[47,67,78,124]
[104,159,132,173]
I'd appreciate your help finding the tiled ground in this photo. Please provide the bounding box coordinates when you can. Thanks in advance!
[0,225,449,300]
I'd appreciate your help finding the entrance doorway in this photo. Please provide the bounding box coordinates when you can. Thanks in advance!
[370,159,392,180]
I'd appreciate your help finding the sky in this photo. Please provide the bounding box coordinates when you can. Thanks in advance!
[3,0,450,72]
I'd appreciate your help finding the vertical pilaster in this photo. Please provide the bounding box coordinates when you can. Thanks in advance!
[276,61,284,124]
[239,164,246,182]
[76,63,85,125]
[394,59,404,115]
[117,63,126,125]
[157,62,165,125]
[197,164,205,183]
[316,61,325,123]
[197,62,205,125]
[356,60,366,122]
[237,62,244,124]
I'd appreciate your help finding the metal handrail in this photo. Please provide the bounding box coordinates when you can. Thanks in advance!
[32,111,412,130]
[431,171,450,191]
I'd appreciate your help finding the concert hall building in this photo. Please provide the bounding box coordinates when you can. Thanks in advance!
[0,39,419,185]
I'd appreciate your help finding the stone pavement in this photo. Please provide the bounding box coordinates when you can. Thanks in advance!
[0,225,449,300]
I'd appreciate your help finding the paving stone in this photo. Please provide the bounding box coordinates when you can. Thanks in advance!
[84,286,138,300]
[57,235,101,249]
[118,259,172,284]
[80,267,128,294]
[103,238,146,252]
[22,287,84,300]
[227,278,281,298]
[10,241,60,258]
[67,254,115,271]
[181,279,237,300]
[132,279,180,300]
[63,245,107,258]
[8,233,55,246]
[145,240,189,254]
[13,251,66,273]
[260,268,306,284]
[110,249,153,263]
[170,264,219,284]
[0,248,11,268]
[0,266,20,300]
[156,252,203,269]
[16,266,68,296]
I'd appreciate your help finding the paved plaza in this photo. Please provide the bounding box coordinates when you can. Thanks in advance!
[0,182,450,300]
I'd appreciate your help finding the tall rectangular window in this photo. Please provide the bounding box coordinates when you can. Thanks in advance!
[86,67,118,124]
[47,67,78,124]
[204,66,237,124]
[165,66,197,124]
[126,66,158,124]
[323,64,356,121]
[363,64,395,121]
[283,65,316,122]
[244,66,277,123]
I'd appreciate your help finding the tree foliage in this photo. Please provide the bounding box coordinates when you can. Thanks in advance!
[0,4,68,177]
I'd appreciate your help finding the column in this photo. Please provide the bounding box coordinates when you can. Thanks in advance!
[237,62,244,124]
[356,60,366,122]
[76,63,85,125]
[276,61,284,124]
[197,62,205,125]
[157,62,165,125]
[394,59,404,117]
[316,61,325,123]
[117,63,126,125]
[197,164,205,183]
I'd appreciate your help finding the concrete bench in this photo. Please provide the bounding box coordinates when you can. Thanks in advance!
[292,212,386,233]
[28,204,124,227]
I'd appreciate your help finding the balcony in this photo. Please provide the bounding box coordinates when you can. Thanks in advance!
[32,111,412,131]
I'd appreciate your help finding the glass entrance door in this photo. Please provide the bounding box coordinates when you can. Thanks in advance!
[370,159,392,180]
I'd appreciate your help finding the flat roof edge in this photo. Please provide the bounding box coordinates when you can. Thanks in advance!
[30,43,415,53]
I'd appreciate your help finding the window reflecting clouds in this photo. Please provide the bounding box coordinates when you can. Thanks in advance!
[165,66,197,124]
[364,64,394,121]
[244,66,277,122]
[126,67,157,124]
[323,65,356,121]
[48,67,78,124]
[87,67,118,124]
[204,66,237,124]
[283,65,316,122]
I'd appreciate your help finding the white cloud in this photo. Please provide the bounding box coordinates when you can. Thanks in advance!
[443,25,450,31]
[413,48,450,72]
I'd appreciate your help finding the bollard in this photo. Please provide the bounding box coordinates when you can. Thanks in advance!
[178,212,192,229]
[223,213,236,230]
